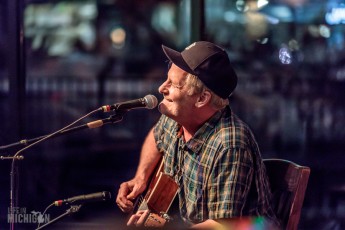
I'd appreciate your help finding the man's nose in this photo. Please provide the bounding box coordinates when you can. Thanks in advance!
[158,81,168,94]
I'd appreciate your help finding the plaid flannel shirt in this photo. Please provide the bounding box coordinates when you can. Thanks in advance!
[153,106,277,225]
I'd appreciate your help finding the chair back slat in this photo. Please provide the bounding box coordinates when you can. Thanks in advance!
[264,159,310,230]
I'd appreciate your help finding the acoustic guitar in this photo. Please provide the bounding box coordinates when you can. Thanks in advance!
[131,158,179,227]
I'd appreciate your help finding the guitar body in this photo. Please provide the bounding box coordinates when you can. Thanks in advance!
[132,158,179,227]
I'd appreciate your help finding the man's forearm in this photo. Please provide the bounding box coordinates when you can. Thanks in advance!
[134,128,162,182]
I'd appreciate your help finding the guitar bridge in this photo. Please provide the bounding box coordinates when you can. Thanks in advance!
[144,213,167,227]
[160,212,173,222]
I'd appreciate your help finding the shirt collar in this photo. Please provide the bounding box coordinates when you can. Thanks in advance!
[183,107,228,154]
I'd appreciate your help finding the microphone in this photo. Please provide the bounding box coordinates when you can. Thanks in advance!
[101,95,158,112]
[54,191,111,206]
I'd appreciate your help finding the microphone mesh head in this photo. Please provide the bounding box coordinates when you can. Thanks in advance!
[144,95,158,109]
[102,191,112,200]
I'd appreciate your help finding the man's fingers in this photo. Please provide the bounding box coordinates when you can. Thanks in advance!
[116,199,134,213]
[127,181,146,200]
[127,210,148,226]
[126,186,140,200]
[116,182,135,213]
[127,213,139,226]
[117,182,130,201]
[116,180,146,213]
[136,210,150,226]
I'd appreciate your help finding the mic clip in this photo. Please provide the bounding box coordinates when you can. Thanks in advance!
[105,113,124,124]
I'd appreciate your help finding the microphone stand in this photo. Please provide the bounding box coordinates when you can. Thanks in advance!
[6,109,125,230]
[35,204,83,230]
[0,113,124,151]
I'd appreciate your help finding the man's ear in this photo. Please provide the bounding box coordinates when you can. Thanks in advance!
[195,90,211,108]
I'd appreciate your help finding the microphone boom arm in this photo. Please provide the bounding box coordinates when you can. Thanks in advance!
[0,113,124,151]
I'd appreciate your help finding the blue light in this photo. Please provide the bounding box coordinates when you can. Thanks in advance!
[279,47,292,64]
[325,6,345,25]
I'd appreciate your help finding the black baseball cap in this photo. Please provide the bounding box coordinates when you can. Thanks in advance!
[162,41,237,99]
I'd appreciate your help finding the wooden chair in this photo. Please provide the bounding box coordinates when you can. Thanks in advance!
[263,159,310,230]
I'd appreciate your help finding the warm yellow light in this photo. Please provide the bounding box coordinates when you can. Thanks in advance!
[110,27,126,48]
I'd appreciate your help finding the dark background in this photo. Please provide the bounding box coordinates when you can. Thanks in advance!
[1,0,345,229]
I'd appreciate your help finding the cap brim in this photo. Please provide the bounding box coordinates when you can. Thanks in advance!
[162,45,195,75]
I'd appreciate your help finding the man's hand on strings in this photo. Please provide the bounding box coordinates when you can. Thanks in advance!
[128,210,167,228]
[127,210,150,226]
[116,178,146,213]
